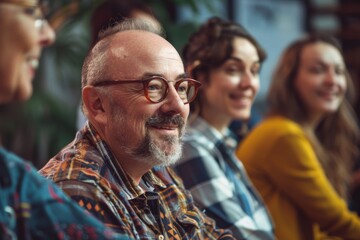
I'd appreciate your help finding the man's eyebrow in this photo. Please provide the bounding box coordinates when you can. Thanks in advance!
[141,72,188,80]
[141,72,161,78]
[175,73,188,80]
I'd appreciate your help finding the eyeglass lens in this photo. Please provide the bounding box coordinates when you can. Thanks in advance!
[146,78,195,103]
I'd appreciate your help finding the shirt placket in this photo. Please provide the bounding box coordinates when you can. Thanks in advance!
[130,192,165,239]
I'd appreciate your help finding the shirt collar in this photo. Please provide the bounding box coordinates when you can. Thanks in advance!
[84,122,167,199]
[186,115,238,150]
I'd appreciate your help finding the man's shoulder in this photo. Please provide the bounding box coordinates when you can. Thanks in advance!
[39,149,120,213]
[39,140,107,186]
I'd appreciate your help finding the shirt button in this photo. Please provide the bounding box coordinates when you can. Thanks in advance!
[158,235,164,240]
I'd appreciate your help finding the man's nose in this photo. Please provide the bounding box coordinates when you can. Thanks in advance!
[160,85,187,114]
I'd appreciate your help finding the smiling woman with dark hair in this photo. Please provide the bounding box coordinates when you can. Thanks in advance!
[173,17,274,239]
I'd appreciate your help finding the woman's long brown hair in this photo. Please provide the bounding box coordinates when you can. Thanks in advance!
[267,34,359,199]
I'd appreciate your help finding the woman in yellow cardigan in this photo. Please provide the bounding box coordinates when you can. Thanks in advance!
[237,34,360,240]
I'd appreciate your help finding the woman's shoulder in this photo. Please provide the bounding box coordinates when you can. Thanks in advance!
[239,116,306,150]
[253,116,304,136]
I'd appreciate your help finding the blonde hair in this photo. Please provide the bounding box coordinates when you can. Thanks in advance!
[267,34,359,199]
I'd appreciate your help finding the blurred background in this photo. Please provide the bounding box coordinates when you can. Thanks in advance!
[1,0,359,169]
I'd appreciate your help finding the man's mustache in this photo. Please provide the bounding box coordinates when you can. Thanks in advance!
[146,115,185,129]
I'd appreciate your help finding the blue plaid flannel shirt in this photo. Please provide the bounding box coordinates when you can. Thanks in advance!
[173,116,275,240]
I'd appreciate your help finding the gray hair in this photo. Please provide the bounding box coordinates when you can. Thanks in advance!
[81,18,165,88]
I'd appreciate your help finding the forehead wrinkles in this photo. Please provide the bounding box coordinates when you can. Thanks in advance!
[107,32,183,76]
[108,39,128,59]
[110,46,127,58]
[109,33,167,60]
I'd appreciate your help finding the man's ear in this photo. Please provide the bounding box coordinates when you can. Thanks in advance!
[82,86,108,125]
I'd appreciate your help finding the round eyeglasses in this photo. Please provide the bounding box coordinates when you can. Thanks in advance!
[92,76,202,104]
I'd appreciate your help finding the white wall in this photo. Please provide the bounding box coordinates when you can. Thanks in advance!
[235,0,305,114]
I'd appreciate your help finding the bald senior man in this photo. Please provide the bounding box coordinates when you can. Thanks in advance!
[40,19,235,239]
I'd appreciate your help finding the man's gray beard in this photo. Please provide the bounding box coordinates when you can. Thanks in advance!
[125,131,183,167]
[110,104,184,167]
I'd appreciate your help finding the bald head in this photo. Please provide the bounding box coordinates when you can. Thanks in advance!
[106,30,182,81]
[81,19,185,117]
[81,18,182,88]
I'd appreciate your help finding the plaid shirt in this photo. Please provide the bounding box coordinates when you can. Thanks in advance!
[0,148,123,240]
[39,122,235,240]
[173,116,274,240]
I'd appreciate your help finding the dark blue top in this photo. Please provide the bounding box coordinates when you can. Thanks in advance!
[0,147,129,240]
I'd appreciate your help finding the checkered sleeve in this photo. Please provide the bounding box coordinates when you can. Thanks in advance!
[174,141,273,240]
[164,168,236,239]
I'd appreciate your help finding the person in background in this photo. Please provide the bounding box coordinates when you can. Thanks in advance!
[76,0,161,129]
[89,0,161,47]
[173,17,274,239]
[237,33,360,240]
[0,0,128,239]
[40,18,235,239]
